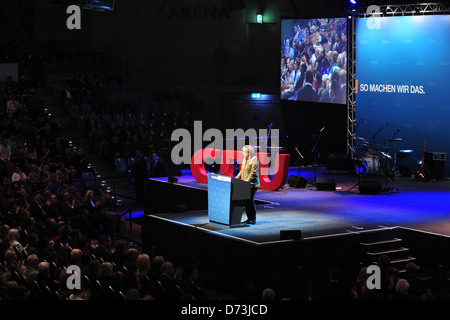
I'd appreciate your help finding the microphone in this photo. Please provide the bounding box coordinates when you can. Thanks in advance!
[320,126,325,133]
[385,120,390,125]
[396,129,399,133]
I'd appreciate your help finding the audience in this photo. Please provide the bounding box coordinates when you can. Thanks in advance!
[281,18,347,104]
[157,261,183,300]
[61,72,200,178]
[3,73,450,302]
[261,288,276,300]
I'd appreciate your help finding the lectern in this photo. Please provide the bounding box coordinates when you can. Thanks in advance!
[208,173,251,227]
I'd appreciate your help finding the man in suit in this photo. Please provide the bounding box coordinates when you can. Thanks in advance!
[320,68,341,103]
[149,152,166,178]
[290,61,307,101]
[296,68,319,102]
[236,145,260,224]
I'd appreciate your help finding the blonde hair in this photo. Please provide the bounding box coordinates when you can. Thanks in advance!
[242,145,255,156]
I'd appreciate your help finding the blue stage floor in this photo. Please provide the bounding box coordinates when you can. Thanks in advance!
[143,166,450,243]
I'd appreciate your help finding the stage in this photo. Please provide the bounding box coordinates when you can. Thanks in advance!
[140,166,450,299]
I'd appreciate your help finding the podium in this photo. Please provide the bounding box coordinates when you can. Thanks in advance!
[208,173,251,227]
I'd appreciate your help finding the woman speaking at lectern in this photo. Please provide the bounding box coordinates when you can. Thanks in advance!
[236,145,260,225]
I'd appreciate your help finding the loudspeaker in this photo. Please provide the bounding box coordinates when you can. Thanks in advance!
[327,153,351,173]
[280,230,302,240]
[315,177,336,191]
[359,180,382,194]
[168,176,178,183]
[425,152,446,181]
[287,175,308,188]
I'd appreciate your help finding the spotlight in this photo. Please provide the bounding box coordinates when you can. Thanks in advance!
[350,0,357,5]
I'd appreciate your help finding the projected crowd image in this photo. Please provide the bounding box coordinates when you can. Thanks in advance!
[281,17,347,104]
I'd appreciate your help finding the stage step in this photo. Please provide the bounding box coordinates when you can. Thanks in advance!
[386,256,417,266]
[372,257,417,273]
[359,237,417,272]
[366,247,411,259]
[360,237,404,248]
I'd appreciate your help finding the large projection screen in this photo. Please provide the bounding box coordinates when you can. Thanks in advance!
[281,17,348,104]
[355,15,450,176]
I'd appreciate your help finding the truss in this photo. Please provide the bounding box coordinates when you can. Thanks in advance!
[346,2,450,158]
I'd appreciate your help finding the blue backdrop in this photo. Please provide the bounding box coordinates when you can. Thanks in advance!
[355,15,450,176]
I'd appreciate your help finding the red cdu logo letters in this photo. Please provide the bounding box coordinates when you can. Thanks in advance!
[190,148,290,191]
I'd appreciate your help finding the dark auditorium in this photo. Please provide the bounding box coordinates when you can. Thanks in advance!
[2,0,450,313]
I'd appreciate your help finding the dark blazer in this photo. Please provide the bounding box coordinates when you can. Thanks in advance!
[297,83,319,102]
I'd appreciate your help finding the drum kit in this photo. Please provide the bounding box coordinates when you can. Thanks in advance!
[354,136,405,178]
